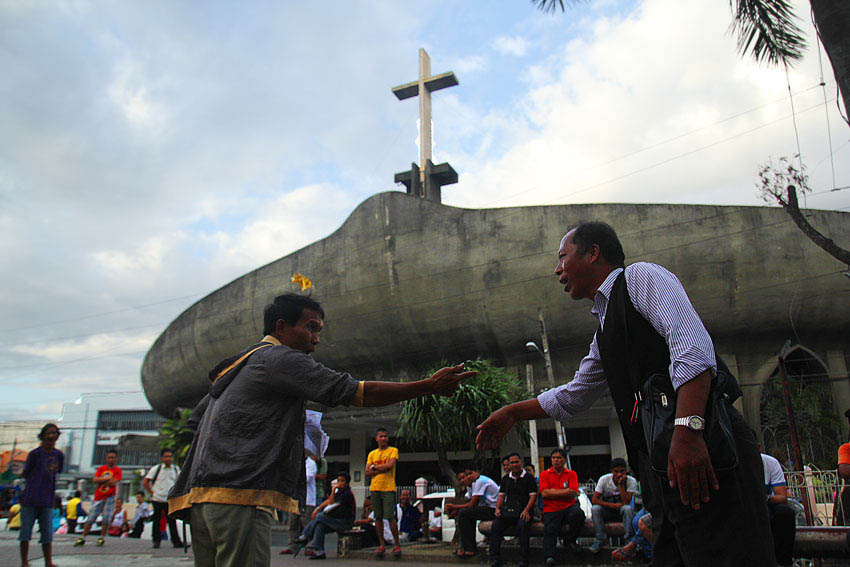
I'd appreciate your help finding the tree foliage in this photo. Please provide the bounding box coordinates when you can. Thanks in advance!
[397,359,529,489]
[157,408,194,466]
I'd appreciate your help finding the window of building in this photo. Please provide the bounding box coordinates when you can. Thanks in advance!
[96,410,166,432]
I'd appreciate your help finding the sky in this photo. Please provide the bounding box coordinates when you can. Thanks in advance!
[1,0,848,424]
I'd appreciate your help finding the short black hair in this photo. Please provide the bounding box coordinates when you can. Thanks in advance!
[136,490,145,496]
[262,293,325,335]
[611,458,627,470]
[550,448,566,458]
[38,423,60,441]
[74,491,81,498]
[501,456,510,463]
[160,448,173,456]
[375,427,388,435]
[464,464,480,473]
[337,472,351,483]
[107,449,118,456]
[569,221,625,267]
[506,452,521,461]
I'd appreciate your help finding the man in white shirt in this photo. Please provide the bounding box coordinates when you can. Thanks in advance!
[445,465,499,558]
[128,491,152,538]
[589,458,637,553]
[762,452,795,567]
[283,456,317,554]
[143,449,184,549]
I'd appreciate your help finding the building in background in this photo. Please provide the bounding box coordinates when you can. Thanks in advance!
[58,391,164,500]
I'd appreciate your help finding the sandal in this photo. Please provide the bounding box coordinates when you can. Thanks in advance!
[392,546,402,556]
[374,546,386,555]
[612,546,636,561]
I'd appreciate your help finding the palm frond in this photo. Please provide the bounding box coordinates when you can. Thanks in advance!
[531,0,587,14]
[729,0,806,66]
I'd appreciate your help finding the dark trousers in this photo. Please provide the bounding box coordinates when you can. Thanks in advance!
[489,516,530,561]
[769,502,796,566]
[128,519,145,538]
[542,505,585,559]
[457,506,495,553]
[152,501,182,546]
[639,407,775,567]
[66,519,77,534]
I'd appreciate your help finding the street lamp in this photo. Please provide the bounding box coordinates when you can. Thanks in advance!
[526,340,568,460]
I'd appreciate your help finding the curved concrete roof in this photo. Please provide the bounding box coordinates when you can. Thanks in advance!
[141,192,850,416]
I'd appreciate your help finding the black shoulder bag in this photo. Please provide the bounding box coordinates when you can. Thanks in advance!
[620,279,741,475]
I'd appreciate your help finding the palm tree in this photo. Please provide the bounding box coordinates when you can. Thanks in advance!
[157,408,195,466]
[396,359,529,492]
[533,1,850,127]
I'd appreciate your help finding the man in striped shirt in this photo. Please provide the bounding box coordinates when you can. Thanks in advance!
[476,221,773,566]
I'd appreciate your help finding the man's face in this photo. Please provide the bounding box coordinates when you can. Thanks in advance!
[502,459,510,473]
[42,426,60,445]
[550,452,565,469]
[463,470,478,486]
[364,499,372,511]
[554,230,596,301]
[161,452,173,466]
[106,452,117,467]
[136,493,144,503]
[337,475,348,490]
[400,490,410,505]
[457,472,466,485]
[612,466,627,483]
[508,455,523,475]
[115,498,123,509]
[277,309,323,354]
[376,431,389,448]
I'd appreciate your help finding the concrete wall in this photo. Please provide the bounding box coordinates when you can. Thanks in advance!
[142,192,850,420]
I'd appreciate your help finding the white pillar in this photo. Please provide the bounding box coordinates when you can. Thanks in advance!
[350,433,368,507]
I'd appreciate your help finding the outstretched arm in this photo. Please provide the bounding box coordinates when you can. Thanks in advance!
[359,364,476,407]
[476,398,548,450]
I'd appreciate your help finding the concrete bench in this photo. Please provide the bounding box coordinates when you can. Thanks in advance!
[337,529,366,556]
[478,519,624,539]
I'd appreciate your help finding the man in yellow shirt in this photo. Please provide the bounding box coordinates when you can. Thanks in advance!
[8,502,21,530]
[66,490,85,534]
[366,428,399,556]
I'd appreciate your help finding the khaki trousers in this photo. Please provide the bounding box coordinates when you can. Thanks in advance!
[190,503,272,567]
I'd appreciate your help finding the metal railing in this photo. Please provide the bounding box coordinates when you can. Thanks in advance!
[785,467,846,527]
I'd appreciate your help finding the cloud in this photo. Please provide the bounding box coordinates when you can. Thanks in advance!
[10,330,158,362]
[492,35,530,57]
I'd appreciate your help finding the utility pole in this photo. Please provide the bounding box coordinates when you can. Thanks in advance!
[777,349,813,525]
[525,364,540,474]
[538,308,568,464]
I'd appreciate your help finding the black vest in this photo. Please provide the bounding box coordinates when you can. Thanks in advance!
[597,271,670,464]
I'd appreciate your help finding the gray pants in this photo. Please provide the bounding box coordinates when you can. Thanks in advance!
[287,503,315,551]
[190,503,272,567]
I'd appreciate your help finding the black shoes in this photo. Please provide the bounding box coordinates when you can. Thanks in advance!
[152,541,161,549]
[308,553,326,560]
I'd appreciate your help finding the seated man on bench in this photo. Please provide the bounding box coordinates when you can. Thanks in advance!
[540,448,585,567]
[293,472,356,560]
[489,452,537,567]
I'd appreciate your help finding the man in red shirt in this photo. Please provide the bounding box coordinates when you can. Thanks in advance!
[75,449,122,547]
[538,448,585,567]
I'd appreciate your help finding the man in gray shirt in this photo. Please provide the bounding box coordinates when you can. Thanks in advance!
[168,293,474,567]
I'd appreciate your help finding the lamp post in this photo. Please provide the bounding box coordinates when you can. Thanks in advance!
[525,363,540,475]
[526,331,570,469]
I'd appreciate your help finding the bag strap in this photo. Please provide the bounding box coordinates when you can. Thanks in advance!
[150,463,162,485]
[210,343,274,386]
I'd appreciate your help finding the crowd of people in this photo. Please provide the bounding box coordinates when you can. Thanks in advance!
[7,222,850,567]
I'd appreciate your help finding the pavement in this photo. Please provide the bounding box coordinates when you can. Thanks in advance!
[0,529,636,567]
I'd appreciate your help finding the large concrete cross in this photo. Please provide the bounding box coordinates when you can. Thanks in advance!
[392,48,458,203]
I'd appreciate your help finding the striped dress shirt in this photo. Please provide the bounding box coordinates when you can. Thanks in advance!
[537,262,717,422]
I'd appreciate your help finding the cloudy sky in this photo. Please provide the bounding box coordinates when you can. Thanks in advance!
[1,0,847,423]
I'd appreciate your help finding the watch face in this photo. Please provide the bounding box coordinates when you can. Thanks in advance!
[688,416,705,430]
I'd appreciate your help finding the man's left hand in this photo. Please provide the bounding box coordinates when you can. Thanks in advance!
[520,510,531,522]
[667,427,719,510]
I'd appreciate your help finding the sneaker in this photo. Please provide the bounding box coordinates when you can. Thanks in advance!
[308,553,326,560]
[278,549,293,555]
[73,538,85,547]
[545,558,556,567]
[588,540,602,554]
[96,537,105,547]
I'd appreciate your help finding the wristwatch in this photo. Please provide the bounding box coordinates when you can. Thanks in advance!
[674,415,706,431]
